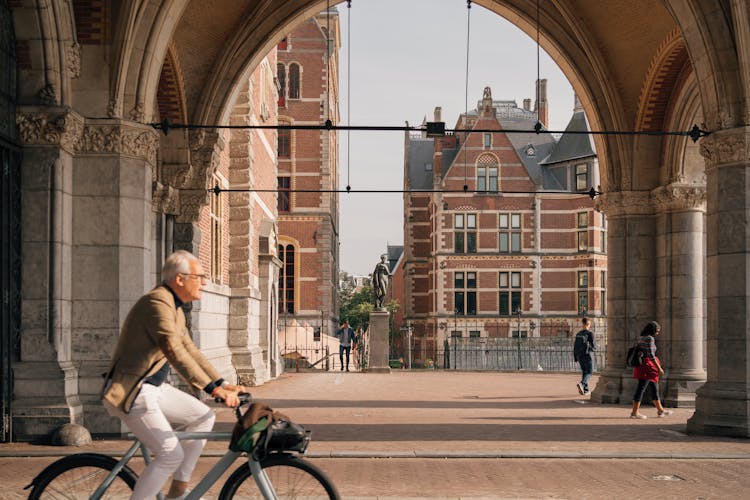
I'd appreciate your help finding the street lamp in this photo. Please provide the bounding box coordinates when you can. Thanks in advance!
[515,307,522,370]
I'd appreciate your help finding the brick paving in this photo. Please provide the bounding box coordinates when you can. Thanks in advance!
[3,372,750,499]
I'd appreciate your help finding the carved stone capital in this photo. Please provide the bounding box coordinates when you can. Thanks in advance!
[177,189,209,222]
[187,129,225,189]
[651,184,706,212]
[16,109,83,153]
[699,127,750,172]
[595,190,653,217]
[151,181,180,215]
[161,162,191,188]
[76,120,159,168]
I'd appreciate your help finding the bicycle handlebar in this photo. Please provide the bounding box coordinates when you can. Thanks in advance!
[214,392,253,419]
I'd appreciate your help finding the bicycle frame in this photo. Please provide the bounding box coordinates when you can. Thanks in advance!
[90,431,278,500]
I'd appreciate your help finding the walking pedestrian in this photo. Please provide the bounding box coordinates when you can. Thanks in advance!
[573,317,596,395]
[630,321,673,419]
[336,320,357,371]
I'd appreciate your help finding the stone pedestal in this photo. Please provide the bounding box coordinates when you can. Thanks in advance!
[367,310,391,373]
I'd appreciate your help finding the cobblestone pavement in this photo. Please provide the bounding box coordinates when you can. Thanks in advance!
[3,372,750,499]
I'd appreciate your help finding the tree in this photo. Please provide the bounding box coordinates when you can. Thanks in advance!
[339,285,374,331]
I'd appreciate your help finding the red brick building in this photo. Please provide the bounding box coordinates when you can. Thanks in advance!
[400,85,605,366]
[276,12,341,341]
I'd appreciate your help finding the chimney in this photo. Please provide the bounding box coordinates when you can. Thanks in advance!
[434,106,442,123]
[523,98,531,111]
[534,78,548,128]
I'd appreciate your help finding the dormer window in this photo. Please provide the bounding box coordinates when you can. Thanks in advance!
[525,144,535,157]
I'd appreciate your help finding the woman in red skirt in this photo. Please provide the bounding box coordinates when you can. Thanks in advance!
[630,321,673,419]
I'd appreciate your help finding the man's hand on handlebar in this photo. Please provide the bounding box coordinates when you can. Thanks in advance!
[212,386,240,407]
[222,382,252,394]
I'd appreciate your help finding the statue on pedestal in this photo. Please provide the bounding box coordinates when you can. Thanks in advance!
[372,254,390,310]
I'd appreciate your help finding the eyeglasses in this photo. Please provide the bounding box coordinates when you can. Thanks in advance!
[181,273,210,282]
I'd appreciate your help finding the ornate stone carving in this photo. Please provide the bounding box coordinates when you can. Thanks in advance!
[121,127,159,167]
[594,190,653,217]
[151,181,180,214]
[186,129,224,189]
[177,189,209,222]
[16,110,83,153]
[38,84,57,105]
[699,127,750,171]
[161,162,191,188]
[107,99,121,118]
[651,184,706,212]
[129,102,145,122]
[67,42,81,78]
[75,122,159,168]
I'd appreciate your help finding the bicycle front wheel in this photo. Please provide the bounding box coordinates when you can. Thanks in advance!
[27,453,137,499]
[219,453,340,499]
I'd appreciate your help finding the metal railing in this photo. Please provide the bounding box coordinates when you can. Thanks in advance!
[432,337,606,372]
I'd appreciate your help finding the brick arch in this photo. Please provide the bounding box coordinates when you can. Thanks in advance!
[635,28,691,133]
[157,43,187,124]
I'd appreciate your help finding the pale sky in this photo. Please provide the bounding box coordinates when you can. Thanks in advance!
[336,0,574,276]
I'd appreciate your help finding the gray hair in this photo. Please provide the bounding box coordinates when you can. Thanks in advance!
[162,250,197,283]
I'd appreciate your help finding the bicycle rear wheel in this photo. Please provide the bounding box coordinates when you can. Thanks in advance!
[219,453,340,499]
[27,453,137,499]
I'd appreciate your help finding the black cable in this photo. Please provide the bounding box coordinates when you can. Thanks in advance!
[152,119,709,142]
[211,185,603,199]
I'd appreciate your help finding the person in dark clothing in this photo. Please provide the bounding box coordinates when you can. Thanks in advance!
[573,317,596,395]
[336,320,357,371]
[630,321,673,419]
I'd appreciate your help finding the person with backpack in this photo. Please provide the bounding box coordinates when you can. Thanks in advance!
[630,321,673,419]
[573,317,596,395]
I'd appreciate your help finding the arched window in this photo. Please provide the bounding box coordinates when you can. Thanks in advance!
[288,63,300,99]
[278,244,295,314]
[476,154,499,192]
[277,63,286,106]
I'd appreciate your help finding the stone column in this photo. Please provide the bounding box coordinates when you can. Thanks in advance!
[14,109,159,437]
[688,127,750,437]
[652,184,706,407]
[13,108,82,439]
[590,191,656,404]
[368,310,391,373]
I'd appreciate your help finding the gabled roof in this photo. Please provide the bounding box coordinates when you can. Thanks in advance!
[407,137,435,190]
[540,110,595,165]
[386,245,403,273]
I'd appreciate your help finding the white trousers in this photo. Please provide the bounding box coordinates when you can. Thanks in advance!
[104,383,216,500]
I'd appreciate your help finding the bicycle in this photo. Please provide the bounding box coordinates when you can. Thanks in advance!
[24,394,340,499]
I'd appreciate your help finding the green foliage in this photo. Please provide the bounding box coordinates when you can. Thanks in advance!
[339,283,374,331]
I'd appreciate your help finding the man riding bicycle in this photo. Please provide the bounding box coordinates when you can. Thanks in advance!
[101,250,249,499]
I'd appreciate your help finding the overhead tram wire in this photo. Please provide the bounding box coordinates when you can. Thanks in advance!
[152,118,710,142]
[210,186,604,198]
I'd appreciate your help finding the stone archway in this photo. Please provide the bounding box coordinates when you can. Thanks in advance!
[7,0,750,438]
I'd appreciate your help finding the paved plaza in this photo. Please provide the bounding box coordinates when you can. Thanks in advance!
[2,371,749,498]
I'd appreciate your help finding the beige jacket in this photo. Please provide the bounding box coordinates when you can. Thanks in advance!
[101,285,221,413]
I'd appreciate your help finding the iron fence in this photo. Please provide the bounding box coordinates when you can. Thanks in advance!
[432,337,606,372]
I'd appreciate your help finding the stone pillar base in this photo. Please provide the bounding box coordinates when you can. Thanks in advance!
[687,382,750,438]
[662,370,706,408]
[590,369,639,404]
[367,311,391,373]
